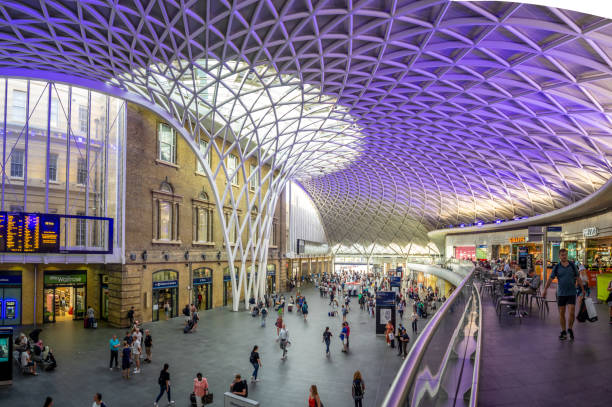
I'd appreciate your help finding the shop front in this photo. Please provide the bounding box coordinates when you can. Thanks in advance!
[223,267,237,307]
[454,246,475,260]
[586,236,612,271]
[193,268,212,310]
[152,270,178,321]
[0,271,22,326]
[266,265,276,293]
[100,275,109,321]
[43,271,87,323]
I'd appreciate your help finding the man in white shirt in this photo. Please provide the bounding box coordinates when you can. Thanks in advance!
[92,392,107,407]
[278,324,289,360]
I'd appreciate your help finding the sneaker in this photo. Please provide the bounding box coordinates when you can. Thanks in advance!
[559,330,567,340]
[153,403,158,407]
[568,329,574,341]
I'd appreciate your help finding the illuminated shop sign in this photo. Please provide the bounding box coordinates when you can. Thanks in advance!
[583,227,598,238]
[510,237,525,243]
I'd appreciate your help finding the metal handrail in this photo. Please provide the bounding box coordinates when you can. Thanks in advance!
[469,281,483,406]
[380,266,476,407]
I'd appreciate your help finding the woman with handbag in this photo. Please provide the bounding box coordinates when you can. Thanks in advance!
[192,372,209,407]
[308,385,323,407]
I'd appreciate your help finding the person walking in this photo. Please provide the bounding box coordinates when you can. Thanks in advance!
[411,311,418,333]
[308,385,322,407]
[43,396,53,407]
[322,327,332,356]
[352,371,366,407]
[278,324,289,360]
[109,334,120,370]
[127,306,135,328]
[398,300,405,319]
[121,341,131,379]
[87,306,95,329]
[92,392,107,407]
[400,328,410,357]
[250,345,262,382]
[144,329,153,363]
[275,316,283,335]
[193,372,209,407]
[154,363,174,406]
[302,300,309,321]
[543,248,585,340]
[340,323,348,353]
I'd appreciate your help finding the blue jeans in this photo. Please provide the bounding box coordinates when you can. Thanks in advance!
[325,340,330,353]
[252,362,259,379]
[155,384,171,403]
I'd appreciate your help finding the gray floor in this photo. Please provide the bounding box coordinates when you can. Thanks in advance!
[478,290,612,407]
[0,286,425,407]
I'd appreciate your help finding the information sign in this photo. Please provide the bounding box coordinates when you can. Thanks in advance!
[5,213,24,252]
[0,212,61,253]
[40,215,60,252]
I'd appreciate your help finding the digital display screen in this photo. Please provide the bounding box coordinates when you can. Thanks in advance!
[0,212,60,253]
[0,337,8,362]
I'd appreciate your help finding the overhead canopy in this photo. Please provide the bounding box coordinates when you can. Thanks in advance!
[0,0,610,251]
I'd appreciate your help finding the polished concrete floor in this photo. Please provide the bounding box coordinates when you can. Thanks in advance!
[478,290,612,407]
[0,286,425,406]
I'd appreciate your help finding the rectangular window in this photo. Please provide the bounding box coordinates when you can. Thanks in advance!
[76,212,86,246]
[227,154,239,186]
[226,213,238,244]
[196,139,211,173]
[159,201,172,240]
[78,105,88,133]
[197,208,208,242]
[12,90,27,123]
[10,149,24,178]
[77,157,87,185]
[271,222,277,246]
[158,123,176,164]
[48,153,58,182]
[50,98,59,127]
[249,164,258,191]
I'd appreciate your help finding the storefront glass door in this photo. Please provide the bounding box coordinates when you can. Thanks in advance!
[152,288,177,321]
[195,284,212,310]
[43,285,86,323]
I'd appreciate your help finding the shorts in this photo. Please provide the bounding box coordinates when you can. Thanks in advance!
[122,359,130,369]
[557,295,576,306]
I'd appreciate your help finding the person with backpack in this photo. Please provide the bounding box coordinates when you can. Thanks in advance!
[230,374,248,397]
[322,327,332,356]
[543,248,586,341]
[144,329,153,363]
[261,307,268,327]
[192,372,209,407]
[91,392,107,407]
[250,345,261,382]
[154,363,174,406]
[302,300,309,321]
[352,371,365,407]
[127,306,135,328]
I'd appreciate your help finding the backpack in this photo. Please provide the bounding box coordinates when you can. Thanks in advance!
[552,261,578,278]
[353,379,363,399]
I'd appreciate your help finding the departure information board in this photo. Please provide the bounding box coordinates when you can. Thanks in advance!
[0,212,60,253]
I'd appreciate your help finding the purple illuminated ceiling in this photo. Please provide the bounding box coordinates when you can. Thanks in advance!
[0,1,611,248]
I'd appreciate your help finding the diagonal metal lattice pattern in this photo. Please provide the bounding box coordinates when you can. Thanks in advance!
[0,1,611,264]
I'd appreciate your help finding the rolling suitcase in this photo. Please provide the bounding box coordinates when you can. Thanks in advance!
[584,298,598,322]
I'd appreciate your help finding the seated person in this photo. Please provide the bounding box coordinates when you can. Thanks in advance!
[20,348,38,375]
[15,333,29,352]
[230,374,247,397]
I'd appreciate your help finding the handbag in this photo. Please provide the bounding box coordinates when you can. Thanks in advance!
[388,333,394,341]
[204,393,213,404]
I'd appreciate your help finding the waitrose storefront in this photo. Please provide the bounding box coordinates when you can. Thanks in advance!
[43,271,87,323]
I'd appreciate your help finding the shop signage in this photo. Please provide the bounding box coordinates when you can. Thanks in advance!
[44,273,87,285]
[153,279,178,289]
[266,270,275,276]
[509,237,525,243]
[223,275,231,282]
[547,226,562,232]
[193,277,212,285]
[476,245,488,260]
[376,291,396,306]
[583,227,598,238]
[0,275,22,285]
[390,276,401,288]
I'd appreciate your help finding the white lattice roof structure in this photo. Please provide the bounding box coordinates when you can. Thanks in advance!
[1,0,611,259]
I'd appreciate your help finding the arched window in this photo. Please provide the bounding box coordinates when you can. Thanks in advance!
[152,179,182,243]
[193,188,214,244]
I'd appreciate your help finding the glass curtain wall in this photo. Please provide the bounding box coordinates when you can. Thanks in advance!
[0,78,125,252]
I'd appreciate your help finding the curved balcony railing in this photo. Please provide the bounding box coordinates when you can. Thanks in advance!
[381,266,482,407]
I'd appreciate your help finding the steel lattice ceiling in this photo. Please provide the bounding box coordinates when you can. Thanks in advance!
[0,0,611,250]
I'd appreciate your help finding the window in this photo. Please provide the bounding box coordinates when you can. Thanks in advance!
[76,211,86,246]
[48,153,58,182]
[77,157,87,185]
[10,150,24,178]
[227,154,239,185]
[50,98,59,127]
[195,207,210,242]
[11,90,26,123]
[271,221,278,246]
[153,181,181,243]
[158,123,176,164]
[196,139,211,173]
[225,213,239,244]
[249,164,258,191]
[159,201,172,240]
[78,105,88,133]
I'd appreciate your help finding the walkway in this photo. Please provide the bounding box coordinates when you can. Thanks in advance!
[0,286,424,406]
[478,291,612,407]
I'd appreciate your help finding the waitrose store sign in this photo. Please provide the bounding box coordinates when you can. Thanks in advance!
[44,273,87,284]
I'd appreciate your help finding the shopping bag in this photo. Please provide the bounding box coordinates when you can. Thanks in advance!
[576,300,588,323]
[584,298,598,322]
